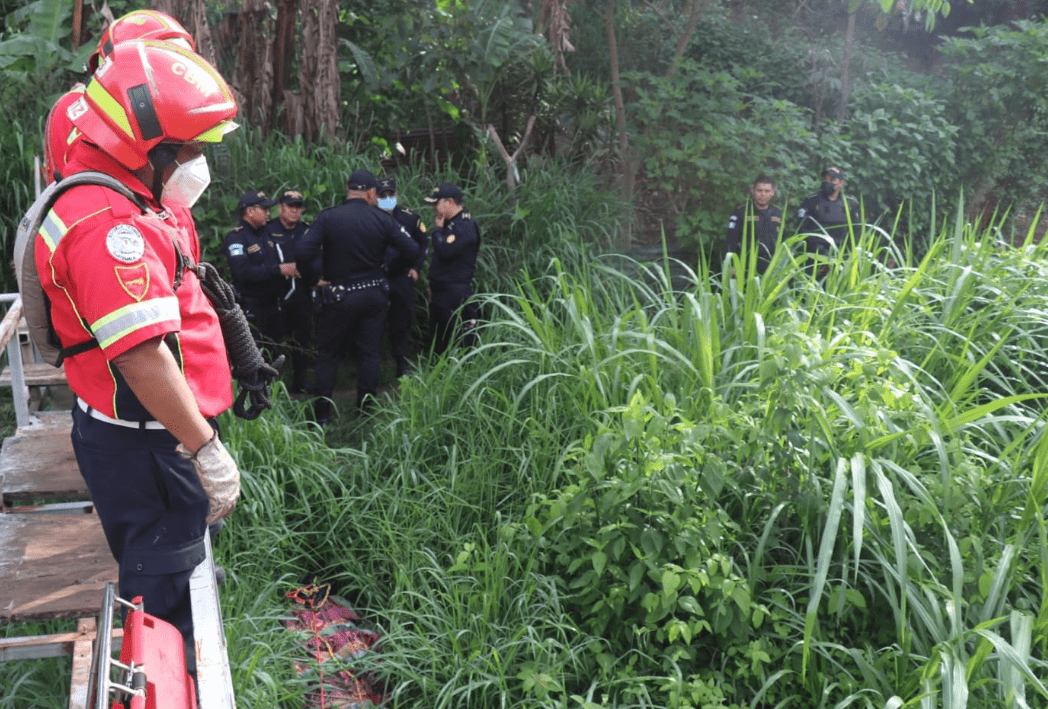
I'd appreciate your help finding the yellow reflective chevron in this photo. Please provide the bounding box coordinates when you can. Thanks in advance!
[91,296,180,350]
[37,210,68,253]
[86,79,134,139]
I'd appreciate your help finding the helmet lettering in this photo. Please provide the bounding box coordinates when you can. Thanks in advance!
[172,61,217,97]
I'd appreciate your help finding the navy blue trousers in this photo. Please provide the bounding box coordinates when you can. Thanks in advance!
[428,282,476,355]
[386,274,417,375]
[281,297,314,391]
[71,405,208,645]
[314,286,389,416]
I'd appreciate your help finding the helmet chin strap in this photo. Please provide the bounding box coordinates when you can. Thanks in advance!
[147,143,180,204]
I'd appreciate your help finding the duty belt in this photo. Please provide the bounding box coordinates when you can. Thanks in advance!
[331,278,385,293]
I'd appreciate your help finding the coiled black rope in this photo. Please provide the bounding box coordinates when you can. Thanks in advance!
[192,261,284,420]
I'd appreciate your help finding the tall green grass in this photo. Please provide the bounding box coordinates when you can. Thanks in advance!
[7,132,1048,708]
[199,198,1048,708]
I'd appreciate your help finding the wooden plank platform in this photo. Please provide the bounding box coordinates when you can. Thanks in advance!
[0,411,87,507]
[0,362,67,387]
[0,512,117,623]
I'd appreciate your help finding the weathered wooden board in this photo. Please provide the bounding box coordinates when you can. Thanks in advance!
[0,411,87,505]
[0,362,67,387]
[0,513,117,622]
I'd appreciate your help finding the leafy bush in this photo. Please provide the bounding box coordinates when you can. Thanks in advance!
[939,20,1048,217]
[626,59,820,254]
[838,81,959,221]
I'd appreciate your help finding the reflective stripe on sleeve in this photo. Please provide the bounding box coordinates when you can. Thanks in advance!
[90,296,180,349]
[38,210,68,252]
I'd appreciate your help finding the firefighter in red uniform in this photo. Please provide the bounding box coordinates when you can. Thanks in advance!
[43,10,194,184]
[35,40,241,663]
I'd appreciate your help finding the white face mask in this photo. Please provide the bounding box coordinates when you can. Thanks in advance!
[378,195,397,212]
[161,155,211,208]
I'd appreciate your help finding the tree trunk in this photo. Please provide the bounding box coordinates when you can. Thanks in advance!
[838,10,855,121]
[298,0,341,142]
[666,0,708,80]
[604,0,632,247]
[487,116,537,195]
[152,0,218,67]
[271,0,299,135]
[234,0,273,130]
[72,0,84,49]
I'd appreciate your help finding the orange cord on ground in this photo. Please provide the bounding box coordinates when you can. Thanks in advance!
[286,584,384,708]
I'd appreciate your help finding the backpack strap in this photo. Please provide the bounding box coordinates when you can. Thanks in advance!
[21,173,156,364]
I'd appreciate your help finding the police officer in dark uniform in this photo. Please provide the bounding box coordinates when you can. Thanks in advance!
[262,189,313,394]
[795,167,861,262]
[225,191,295,350]
[378,177,429,377]
[295,169,420,422]
[725,175,784,276]
[425,183,481,355]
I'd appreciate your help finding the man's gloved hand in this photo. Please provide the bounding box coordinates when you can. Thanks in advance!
[177,432,241,525]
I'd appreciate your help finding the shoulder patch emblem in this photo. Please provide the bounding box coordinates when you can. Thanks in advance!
[228,243,245,257]
[66,96,89,122]
[419,222,427,233]
[446,234,456,244]
[106,224,145,263]
[462,212,472,220]
[115,264,150,301]
[247,244,262,254]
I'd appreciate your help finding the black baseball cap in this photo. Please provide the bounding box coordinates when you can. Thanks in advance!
[238,191,277,210]
[378,177,397,196]
[424,183,463,203]
[280,190,304,206]
[823,167,846,180]
[347,169,378,191]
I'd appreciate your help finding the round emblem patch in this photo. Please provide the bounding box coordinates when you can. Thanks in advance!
[106,224,145,263]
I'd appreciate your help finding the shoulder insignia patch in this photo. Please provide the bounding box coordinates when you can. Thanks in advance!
[462,212,472,220]
[771,216,782,223]
[228,243,245,257]
[106,224,145,263]
[115,263,150,301]
[446,234,456,244]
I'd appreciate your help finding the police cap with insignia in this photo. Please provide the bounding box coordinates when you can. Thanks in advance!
[347,169,378,191]
[823,167,845,181]
[378,177,396,196]
[424,183,463,203]
[238,190,277,210]
[280,190,304,206]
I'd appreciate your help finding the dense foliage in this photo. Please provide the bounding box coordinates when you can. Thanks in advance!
[201,189,1048,708]
[3,2,1048,708]
[6,132,1048,708]
[2,1,1047,279]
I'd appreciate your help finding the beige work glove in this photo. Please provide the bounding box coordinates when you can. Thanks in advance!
[177,432,241,525]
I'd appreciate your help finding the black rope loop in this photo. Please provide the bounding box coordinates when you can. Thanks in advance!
[193,261,284,420]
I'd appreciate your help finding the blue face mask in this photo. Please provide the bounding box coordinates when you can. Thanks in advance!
[378,195,397,212]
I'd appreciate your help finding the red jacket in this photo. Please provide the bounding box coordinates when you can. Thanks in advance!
[36,142,232,420]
